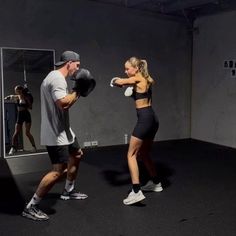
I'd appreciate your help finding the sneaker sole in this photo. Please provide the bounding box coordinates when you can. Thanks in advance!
[60,195,70,200]
[60,196,88,200]
[154,187,163,192]
[123,195,146,205]
[141,187,163,192]
[22,212,49,221]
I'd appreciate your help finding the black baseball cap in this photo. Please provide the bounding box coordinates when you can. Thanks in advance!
[55,51,80,67]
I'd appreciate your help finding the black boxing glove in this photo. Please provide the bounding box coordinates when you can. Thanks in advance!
[71,68,96,97]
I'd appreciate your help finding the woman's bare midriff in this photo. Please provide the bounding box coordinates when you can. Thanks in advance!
[135,98,151,109]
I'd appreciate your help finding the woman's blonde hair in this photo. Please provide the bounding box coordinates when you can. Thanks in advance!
[127,57,154,84]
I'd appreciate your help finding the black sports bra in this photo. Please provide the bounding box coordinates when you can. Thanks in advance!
[17,99,28,108]
[132,86,152,101]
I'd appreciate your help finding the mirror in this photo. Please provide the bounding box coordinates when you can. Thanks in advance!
[1,47,55,158]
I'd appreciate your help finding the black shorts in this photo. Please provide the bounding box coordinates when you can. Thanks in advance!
[132,106,159,140]
[46,137,80,164]
[16,110,31,125]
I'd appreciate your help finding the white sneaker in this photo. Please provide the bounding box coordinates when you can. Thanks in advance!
[22,204,49,221]
[8,147,16,155]
[123,190,145,205]
[141,180,163,192]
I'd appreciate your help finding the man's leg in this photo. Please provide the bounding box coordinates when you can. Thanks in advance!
[22,163,66,221]
[61,147,88,200]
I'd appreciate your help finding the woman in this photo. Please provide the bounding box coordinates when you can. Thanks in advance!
[111,57,163,205]
[5,85,36,155]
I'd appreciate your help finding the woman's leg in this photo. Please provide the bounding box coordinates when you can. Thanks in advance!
[11,123,22,148]
[8,123,22,154]
[139,140,157,178]
[139,140,163,192]
[127,135,143,184]
[123,136,146,205]
[25,122,36,148]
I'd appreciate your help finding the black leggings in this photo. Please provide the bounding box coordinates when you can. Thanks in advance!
[132,106,159,140]
[16,110,31,125]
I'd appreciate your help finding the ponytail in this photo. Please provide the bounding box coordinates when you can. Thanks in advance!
[127,57,154,85]
[139,60,154,84]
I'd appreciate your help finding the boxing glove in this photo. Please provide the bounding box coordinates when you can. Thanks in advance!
[72,68,96,97]
[110,77,122,87]
[124,86,133,97]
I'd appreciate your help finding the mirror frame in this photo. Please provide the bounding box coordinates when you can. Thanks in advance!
[1,47,55,159]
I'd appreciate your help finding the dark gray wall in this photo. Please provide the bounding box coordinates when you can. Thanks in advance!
[0,0,192,159]
[192,11,236,148]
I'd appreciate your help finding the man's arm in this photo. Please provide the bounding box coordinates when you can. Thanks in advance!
[55,91,79,110]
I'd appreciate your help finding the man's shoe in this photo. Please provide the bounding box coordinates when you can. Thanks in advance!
[123,190,145,205]
[60,189,88,200]
[22,204,49,221]
[141,180,163,192]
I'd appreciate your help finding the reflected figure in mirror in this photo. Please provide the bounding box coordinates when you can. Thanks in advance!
[4,85,36,155]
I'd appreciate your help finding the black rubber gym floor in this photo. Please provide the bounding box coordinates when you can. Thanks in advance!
[0,139,236,236]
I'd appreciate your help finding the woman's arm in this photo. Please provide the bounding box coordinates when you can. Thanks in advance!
[4,95,19,101]
[113,76,140,86]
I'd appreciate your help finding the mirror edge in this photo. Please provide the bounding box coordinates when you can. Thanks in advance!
[1,48,6,158]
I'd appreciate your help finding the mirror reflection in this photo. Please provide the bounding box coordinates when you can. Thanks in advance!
[1,48,55,158]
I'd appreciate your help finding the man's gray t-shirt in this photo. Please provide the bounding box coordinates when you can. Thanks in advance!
[40,70,75,146]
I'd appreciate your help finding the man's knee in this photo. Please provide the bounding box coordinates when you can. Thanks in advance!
[50,170,63,179]
[72,148,83,159]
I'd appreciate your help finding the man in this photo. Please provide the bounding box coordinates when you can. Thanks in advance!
[22,51,89,221]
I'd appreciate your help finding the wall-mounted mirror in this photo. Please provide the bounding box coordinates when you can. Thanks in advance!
[1,47,55,158]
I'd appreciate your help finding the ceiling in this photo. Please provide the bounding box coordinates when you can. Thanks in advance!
[90,0,236,22]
